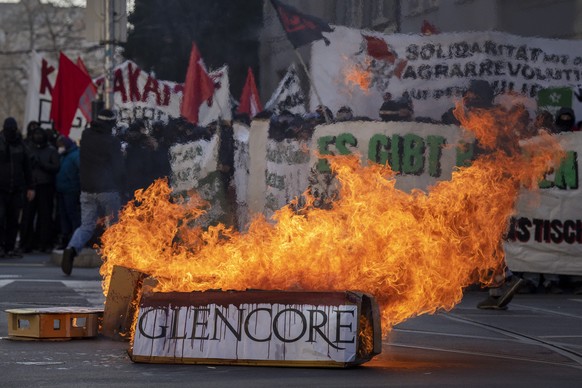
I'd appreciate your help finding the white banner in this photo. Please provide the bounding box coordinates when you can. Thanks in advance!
[311,27,582,121]
[265,64,307,115]
[264,138,312,216]
[97,61,232,126]
[24,51,87,141]
[505,132,582,275]
[233,123,250,231]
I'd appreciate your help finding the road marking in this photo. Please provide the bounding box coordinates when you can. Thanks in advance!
[0,280,15,288]
[0,279,105,306]
[0,275,21,279]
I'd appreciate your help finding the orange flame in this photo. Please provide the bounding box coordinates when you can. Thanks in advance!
[342,56,372,92]
[100,103,563,336]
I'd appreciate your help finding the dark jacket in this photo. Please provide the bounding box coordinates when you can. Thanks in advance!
[56,145,80,194]
[28,129,60,187]
[0,131,33,192]
[79,123,125,193]
[124,131,156,195]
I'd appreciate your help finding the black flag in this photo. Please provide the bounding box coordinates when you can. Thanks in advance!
[270,0,333,48]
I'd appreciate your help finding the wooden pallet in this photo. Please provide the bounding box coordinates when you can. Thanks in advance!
[5,307,103,340]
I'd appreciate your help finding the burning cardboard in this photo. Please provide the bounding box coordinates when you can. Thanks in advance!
[129,290,381,367]
[102,265,156,341]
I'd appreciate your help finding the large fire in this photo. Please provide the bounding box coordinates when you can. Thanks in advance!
[99,102,563,336]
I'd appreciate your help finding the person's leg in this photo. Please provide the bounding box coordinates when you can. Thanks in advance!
[36,184,55,252]
[542,273,563,294]
[99,192,121,227]
[57,193,71,248]
[67,192,99,253]
[62,192,98,275]
[478,268,523,310]
[18,192,36,252]
[0,191,7,256]
[6,191,24,255]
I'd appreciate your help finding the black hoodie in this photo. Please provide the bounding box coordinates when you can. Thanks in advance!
[79,122,125,193]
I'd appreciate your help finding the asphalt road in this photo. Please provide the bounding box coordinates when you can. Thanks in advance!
[1,252,582,387]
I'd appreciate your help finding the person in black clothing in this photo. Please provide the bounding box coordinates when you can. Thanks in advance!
[0,117,35,258]
[379,92,413,122]
[554,107,576,133]
[150,121,172,181]
[124,120,157,199]
[61,109,125,275]
[19,127,60,253]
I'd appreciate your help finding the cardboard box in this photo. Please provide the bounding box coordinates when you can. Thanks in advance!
[101,265,156,341]
[129,290,381,367]
[6,307,103,339]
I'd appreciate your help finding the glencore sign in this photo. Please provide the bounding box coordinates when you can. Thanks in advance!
[130,290,381,367]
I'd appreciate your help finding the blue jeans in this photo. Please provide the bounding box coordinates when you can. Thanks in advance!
[67,191,121,252]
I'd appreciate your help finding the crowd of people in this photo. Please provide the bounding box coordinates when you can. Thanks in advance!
[0,111,179,266]
[1,85,581,293]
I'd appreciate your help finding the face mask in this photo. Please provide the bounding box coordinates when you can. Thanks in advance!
[4,128,18,142]
[58,146,66,154]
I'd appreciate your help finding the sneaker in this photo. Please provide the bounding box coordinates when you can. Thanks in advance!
[496,277,524,308]
[477,295,508,310]
[61,247,77,276]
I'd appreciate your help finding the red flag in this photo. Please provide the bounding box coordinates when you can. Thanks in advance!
[237,67,262,118]
[180,43,215,125]
[362,35,396,63]
[421,20,439,35]
[50,52,92,136]
[76,57,98,121]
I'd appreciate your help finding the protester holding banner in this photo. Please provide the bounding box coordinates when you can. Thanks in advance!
[61,109,124,275]
[0,118,35,258]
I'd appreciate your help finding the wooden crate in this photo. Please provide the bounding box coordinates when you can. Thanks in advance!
[129,290,381,367]
[6,307,103,339]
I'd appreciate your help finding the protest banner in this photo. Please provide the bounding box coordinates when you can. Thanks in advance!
[311,27,582,121]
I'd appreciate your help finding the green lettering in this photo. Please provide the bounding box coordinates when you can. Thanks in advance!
[335,133,357,155]
[390,135,402,172]
[553,151,578,189]
[316,135,335,172]
[368,134,390,165]
[426,135,445,177]
[402,134,425,174]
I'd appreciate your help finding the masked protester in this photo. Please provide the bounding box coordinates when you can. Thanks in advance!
[55,136,80,249]
[0,118,35,258]
[19,127,60,253]
[554,107,577,133]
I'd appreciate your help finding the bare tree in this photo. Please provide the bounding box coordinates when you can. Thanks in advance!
[0,0,101,127]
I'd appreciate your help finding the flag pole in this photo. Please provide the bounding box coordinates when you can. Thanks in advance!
[292,48,331,124]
